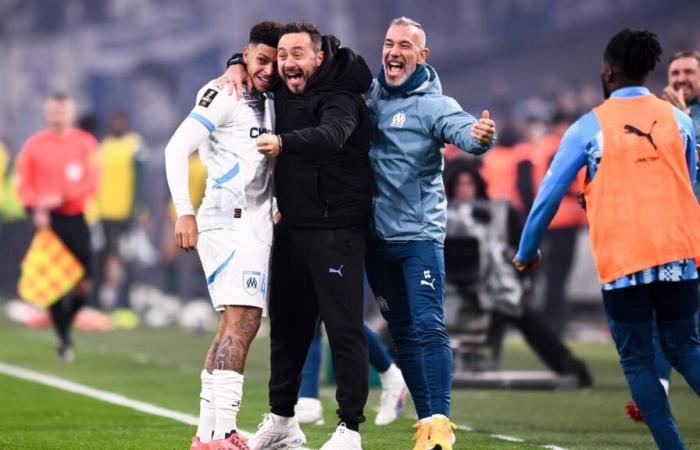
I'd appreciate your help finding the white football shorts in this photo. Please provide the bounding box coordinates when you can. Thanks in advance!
[197,229,270,315]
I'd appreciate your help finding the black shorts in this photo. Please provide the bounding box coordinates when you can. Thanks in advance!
[49,212,93,279]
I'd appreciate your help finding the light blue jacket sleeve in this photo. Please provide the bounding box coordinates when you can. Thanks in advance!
[426,96,494,155]
[516,119,588,262]
[672,106,698,185]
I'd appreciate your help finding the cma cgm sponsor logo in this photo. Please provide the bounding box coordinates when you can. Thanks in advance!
[249,127,271,138]
[243,271,262,296]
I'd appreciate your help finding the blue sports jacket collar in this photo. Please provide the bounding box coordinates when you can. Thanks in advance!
[610,86,650,98]
[378,63,430,95]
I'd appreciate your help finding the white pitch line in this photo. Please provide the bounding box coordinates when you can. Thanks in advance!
[0,361,570,450]
[456,423,570,450]
[490,433,525,442]
[0,361,312,449]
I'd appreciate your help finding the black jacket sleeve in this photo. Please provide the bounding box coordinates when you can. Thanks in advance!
[279,93,359,156]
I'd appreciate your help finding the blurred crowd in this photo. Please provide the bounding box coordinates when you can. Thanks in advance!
[0,107,213,331]
[0,81,594,341]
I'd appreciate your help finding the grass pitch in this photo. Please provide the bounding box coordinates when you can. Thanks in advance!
[1,313,698,449]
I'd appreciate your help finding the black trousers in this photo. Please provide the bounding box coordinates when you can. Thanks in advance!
[542,226,579,336]
[46,212,92,346]
[268,225,369,426]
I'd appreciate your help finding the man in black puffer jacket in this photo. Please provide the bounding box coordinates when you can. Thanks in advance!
[227,22,372,450]
[269,35,373,228]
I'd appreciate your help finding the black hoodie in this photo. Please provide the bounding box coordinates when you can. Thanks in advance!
[273,35,373,229]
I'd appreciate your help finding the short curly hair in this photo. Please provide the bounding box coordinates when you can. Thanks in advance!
[604,29,662,82]
[249,20,284,48]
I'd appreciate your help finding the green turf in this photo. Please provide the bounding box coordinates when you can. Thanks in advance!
[0,374,191,450]
[0,313,698,449]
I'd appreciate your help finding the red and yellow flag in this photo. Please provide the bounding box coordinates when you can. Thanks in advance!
[18,229,84,308]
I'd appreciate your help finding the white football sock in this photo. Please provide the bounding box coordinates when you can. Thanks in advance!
[196,370,216,443]
[212,369,244,440]
[378,363,402,386]
[271,412,295,425]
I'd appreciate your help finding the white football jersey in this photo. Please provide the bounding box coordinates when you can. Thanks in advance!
[188,80,275,246]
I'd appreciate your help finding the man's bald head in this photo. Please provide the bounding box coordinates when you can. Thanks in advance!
[382,17,430,87]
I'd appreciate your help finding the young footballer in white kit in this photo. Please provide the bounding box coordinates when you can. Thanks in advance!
[164,21,283,450]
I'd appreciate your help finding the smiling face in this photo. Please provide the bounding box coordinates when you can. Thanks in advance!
[243,43,278,93]
[382,24,429,86]
[277,32,324,94]
[669,56,700,102]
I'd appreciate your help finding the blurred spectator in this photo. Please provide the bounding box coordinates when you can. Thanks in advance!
[533,112,587,336]
[89,110,148,325]
[0,143,32,296]
[78,113,102,140]
[480,122,535,213]
[15,93,99,361]
[444,160,592,386]
[664,50,700,136]
[0,140,8,212]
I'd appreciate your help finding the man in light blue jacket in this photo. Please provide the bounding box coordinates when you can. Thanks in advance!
[365,17,496,450]
[216,18,495,449]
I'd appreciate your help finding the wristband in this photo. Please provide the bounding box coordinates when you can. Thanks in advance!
[226,53,244,68]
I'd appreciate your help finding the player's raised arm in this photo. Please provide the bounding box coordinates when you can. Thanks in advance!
[514,119,588,269]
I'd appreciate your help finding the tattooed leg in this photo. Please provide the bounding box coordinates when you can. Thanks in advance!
[204,314,228,373]
[213,306,262,373]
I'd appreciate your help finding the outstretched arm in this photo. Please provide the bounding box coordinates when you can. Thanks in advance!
[515,120,587,268]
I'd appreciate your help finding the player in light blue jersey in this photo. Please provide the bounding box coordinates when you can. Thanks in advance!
[515,30,700,450]
[164,21,283,450]
[624,48,700,424]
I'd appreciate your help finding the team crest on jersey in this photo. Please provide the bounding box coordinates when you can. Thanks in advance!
[243,271,262,296]
[199,88,218,108]
[390,111,406,128]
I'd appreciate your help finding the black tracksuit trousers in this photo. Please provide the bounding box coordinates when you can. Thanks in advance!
[268,224,369,428]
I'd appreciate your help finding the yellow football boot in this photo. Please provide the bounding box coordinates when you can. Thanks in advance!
[426,415,456,450]
[412,420,431,450]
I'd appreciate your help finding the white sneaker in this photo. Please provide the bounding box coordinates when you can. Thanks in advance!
[295,397,325,425]
[375,364,408,425]
[319,423,362,450]
[248,413,306,450]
